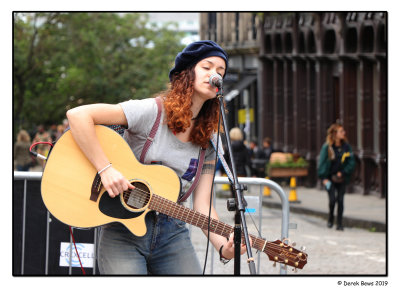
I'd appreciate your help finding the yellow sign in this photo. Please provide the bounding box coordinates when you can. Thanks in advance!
[238,108,254,124]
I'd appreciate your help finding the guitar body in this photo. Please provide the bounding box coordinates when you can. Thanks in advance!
[41,125,181,237]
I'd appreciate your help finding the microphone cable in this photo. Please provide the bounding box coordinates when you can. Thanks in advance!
[202,95,223,274]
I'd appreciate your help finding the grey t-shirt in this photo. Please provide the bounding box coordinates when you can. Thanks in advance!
[119,98,215,200]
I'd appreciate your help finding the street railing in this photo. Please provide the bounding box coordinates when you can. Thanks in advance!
[13,172,290,275]
[212,176,290,275]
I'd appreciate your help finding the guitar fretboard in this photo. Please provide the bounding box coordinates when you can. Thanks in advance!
[149,193,271,253]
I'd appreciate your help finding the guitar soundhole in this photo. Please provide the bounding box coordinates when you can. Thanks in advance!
[122,181,151,211]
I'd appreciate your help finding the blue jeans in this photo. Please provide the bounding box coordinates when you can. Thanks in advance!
[97,212,202,275]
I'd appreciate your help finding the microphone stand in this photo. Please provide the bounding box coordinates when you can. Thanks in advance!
[216,87,257,275]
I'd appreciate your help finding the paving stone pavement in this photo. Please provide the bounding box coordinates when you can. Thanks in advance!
[188,195,386,276]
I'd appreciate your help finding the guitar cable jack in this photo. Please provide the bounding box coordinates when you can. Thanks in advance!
[29,141,54,161]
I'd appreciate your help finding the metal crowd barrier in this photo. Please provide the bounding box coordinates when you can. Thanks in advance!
[212,176,290,275]
[14,171,44,274]
[13,172,290,275]
[13,171,99,275]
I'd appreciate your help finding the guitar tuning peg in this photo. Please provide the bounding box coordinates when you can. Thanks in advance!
[272,262,277,268]
[281,238,290,246]
[292,242,296,247]
[301,246,306,251]
[292,268,298,273]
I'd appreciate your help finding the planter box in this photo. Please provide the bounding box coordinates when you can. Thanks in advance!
[268,167,308,178]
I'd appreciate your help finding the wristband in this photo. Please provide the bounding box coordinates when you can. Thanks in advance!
[98,163,112,175]
[219,245,231,265]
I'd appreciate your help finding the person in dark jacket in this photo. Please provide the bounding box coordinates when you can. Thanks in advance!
[225,128,250,198]
[318,123,355,230]
[229,127,250,177]
[253,137,273,178]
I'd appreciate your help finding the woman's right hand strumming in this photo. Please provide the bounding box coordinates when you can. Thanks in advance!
[66,103,134,198]
[98,166,135,198]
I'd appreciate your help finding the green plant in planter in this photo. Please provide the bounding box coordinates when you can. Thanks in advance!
[268,155,308,168]
[266,154,309,176]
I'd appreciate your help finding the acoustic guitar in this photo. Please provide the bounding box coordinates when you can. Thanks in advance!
[41,125,308,270]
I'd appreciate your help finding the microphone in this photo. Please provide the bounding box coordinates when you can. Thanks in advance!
[209,74,223,88]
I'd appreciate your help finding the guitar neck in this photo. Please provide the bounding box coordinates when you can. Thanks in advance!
[149,194,270,253]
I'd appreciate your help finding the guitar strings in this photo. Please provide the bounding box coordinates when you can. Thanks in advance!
[120,189,304,256]
[120,187,272,248]
[122,193,149,207]
[154,198,305,264]
[115,186,306,266]
[120,187,151,208]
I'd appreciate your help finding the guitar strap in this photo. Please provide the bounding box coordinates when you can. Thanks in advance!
[90,97,207,203]
[178,148,206,203]
[139,97,163,163]
[139,97,206,203]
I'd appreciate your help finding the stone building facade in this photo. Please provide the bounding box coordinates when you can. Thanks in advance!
[200,12,387,197]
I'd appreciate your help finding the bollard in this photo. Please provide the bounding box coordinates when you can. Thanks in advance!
[288,176,301,203]
[263,176,271,196]
[221,174,230,191]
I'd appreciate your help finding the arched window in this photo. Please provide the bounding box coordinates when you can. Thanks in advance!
[323,29,336,54]
[344,27,358,53]
[284,32,292,53]
[360,25,374,53]
[307,30,316,53]
[298,31,305,53]
[377,24,386,53]
[274,33,282,53]
[265,34,272,54]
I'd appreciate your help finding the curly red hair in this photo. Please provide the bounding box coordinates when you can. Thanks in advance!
[161,67,221,148]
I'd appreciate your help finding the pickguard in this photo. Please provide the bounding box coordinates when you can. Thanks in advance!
[98,193,143,219]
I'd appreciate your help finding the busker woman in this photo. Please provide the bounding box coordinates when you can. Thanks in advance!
[66,40,248,274]
[318,123,355,231]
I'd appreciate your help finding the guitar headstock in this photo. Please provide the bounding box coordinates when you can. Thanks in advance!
[264,238,308,270]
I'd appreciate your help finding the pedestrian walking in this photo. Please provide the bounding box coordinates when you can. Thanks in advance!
[317,123,355,230]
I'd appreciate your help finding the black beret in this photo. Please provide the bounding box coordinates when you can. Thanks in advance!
[169,40,228,81]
